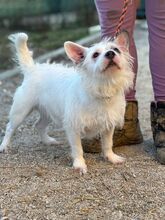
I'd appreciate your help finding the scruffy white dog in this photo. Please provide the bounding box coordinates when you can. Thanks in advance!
[0,31,134,174]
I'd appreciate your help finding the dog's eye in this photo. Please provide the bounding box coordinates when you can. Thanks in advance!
[113,48,121,54]
[92,52,100,59]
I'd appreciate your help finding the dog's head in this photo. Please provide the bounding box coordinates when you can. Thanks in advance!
[64,31,134,96]
[65,31,132,73]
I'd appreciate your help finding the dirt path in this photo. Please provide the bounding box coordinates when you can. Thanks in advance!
[0,21,165,220]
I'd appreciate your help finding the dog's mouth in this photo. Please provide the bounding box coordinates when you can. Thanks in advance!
[103,60,120,72]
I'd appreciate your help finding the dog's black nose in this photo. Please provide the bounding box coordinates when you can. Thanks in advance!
[105,51,115,59]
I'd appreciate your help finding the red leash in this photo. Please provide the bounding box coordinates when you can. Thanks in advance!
[114,0,130,37]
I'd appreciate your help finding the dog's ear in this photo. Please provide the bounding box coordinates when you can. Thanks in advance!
[64,41,87,64]
[114,30,129,51]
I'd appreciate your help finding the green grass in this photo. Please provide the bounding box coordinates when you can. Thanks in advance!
[0,27,88,71]
[29,28,88,50]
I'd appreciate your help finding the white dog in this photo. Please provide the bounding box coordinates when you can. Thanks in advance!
[0,31,134,174]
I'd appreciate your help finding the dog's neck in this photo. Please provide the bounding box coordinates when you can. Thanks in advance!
[82,76,123,101]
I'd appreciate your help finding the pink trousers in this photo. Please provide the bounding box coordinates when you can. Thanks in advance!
[95,0,165,101]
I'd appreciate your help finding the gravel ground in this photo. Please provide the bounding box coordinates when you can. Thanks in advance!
[0,21,165,220]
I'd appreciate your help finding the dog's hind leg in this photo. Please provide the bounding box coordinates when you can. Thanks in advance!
[0,89,34,153]
[35,112,59,145]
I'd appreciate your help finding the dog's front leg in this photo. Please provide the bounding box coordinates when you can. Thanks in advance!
[101,128,125,164]
[67,130,87,174]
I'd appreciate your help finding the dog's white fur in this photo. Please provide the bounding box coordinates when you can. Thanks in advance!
[0,32,134,174]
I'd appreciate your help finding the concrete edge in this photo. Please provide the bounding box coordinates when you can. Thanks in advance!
[0,32,100,81]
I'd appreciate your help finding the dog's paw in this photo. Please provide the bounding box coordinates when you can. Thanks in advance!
[73,158,87,175]
[105,153,126,164]
[42,137,60,146]
[0,145,8,153]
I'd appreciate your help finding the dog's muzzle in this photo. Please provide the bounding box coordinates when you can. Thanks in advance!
[105,50,115,60]
[104,50,118,70]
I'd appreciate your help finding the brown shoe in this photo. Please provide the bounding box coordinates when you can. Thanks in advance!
[82,101,143,153]
[151,101,165,164]
[113,100,143,147]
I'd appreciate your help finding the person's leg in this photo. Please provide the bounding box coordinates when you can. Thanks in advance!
[145,0,165,101]
[146,0,165,164]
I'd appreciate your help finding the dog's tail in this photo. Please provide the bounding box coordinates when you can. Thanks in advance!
[8,33,34,74]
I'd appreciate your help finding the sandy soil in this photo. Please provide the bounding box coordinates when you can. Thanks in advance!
[0,21,165,220]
